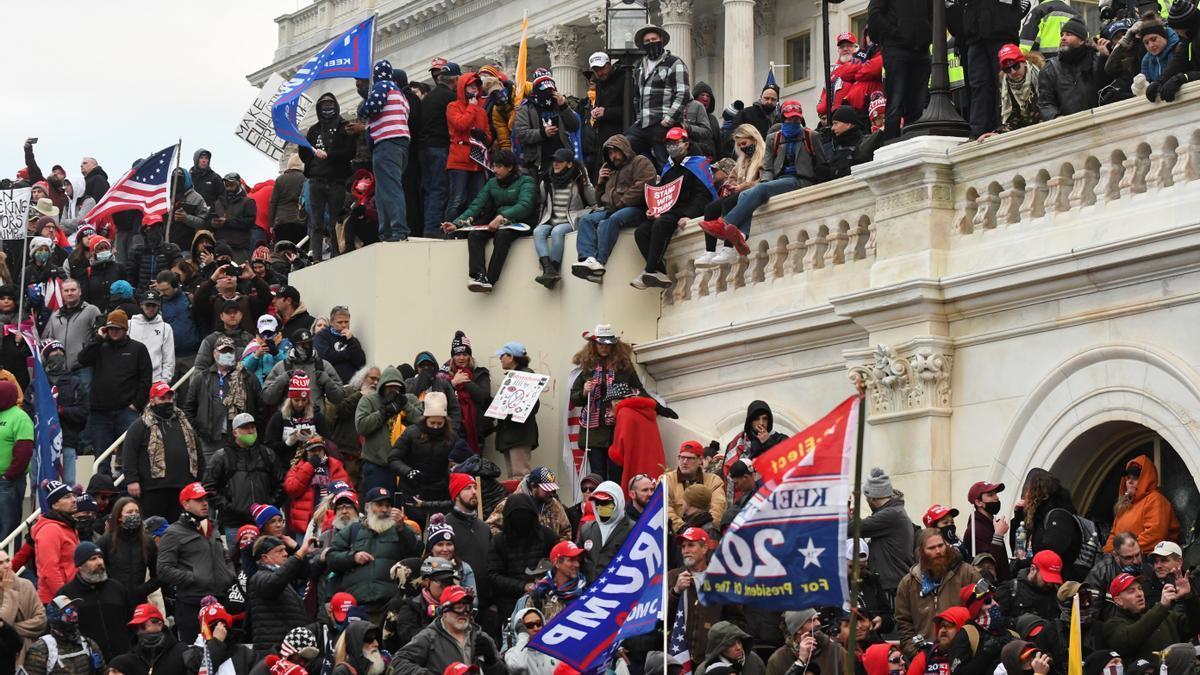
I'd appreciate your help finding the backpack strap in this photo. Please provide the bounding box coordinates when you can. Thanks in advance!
[962,624,980,656]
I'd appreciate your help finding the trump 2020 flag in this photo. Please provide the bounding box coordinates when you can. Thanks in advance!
[27,339,63,512]
[699,395,860,609]
[530,483,665,674]
[272,15,375,149]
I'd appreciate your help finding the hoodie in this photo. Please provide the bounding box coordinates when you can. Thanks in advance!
[596,134,657,212]
[83,164,110,204]
[696,621,766,675]
[744,400,788,458]
[1104,455,1180,553]
[1000,640,1032,675]
[190,149,222,207]
[862,643,894,675]
[359,59,412,145]
[578,481,633,581]
[300,93,357,181]
[0,381,33,481]
[332,619,376,675]
[355,365,422,468]
[683,82,720,157]
[504,607,560,675]
[446,72,490,172]
[128,311,175,382]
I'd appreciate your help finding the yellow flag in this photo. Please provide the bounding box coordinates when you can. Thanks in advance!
[513,12,530,107]
[1068,594,1082,675]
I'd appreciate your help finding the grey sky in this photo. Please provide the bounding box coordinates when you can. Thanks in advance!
[3,0,308,185]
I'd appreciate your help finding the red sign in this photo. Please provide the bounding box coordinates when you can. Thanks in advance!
[753,395,859,487]
[645,177,683,217]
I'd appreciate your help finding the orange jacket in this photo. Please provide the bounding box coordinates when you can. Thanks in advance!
[1104,455,1180,553]
[446,73,491,172]
[31,514,78,603]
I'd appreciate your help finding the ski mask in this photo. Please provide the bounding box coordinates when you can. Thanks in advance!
[46,353,68,376]
[645,42,665,59]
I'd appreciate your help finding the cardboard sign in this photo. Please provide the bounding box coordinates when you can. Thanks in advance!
[237,73,314,161]
[645,177,683,217]
[0,188,30,241]
[485,370,550,423]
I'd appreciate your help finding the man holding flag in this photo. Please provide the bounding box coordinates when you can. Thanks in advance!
[732,78,781,140]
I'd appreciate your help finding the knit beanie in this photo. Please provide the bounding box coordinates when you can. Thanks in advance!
[1168,0,1199,27]
[43,480,72,508]
[1062,17,1089,40]
[451,330,472,356]
[1083,651,1122,675]
[74,541,102,567]
[448,472,474,501]
[109,280,134,299]
[683,484,712,511]
[1139,16,1169,38]
[280,626,319,659]
[288,371,311,395]
[784,608,817,636]
[251,503,283,530]
[863,467,894,499]
[426,513,456,551]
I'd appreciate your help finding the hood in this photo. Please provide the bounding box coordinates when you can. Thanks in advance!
[191,229,215,251]
[316,92,341,121]
[692,82,716,113]
[379,365,404,389]
[502,492,540,535]
[87,166,108,180]
[744,400,774,435]
[192,148,212,168]
[350,168,375,202]
[0,381,17,411]
[457,72,482,103]
[594,480,628,544]
[66,175,87,201]
[1000,640,1032,675]
[339,619,377,669]
[87,473,118,495]
[509,605,545,635]
[862,644,893,675]
[1123,455,1159,502]
[1014,614,1045,640]
[413,350,438,368]
[602,134,635,164]
[373,59,394,85]
[703,621,750,662]
[1164,644,1197,675]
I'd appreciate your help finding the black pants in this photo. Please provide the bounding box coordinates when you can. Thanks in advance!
[966,39,1006,138]
[275,222,307,248]
[635,213,680,274]
[624,124,670,168]
[467,228,529,284]
[587,445,623,484]
[702,194,740,252]
[140,488,183,524]
[882,46,931,140]
[307,178,346,260]
[175,596,201,644]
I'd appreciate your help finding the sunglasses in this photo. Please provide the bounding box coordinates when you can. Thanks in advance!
[1001,62,1022,73]
[523,620,544,629]
[888,655,903,665]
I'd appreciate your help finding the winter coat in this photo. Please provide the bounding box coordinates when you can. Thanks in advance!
[156,514,237,602]
[191,150,223,207]
[328,385,365,454]
[126,631,187,675]
[313,327,366,383]
[494,367,539,453]
[194,328,256,372]
[486,488,572,540]
[158,289,201,356]
[182,637,256,675]
[447,74,492,172]
[83,165,109,204]
[665,469,726,533]
[31,513,79,603]
[44,303,102,371]
[247,555,310,652]
[743,400,788,459]
[1012,484,1076,556]
[167,185,210,254]
[406,365,466,435]
[763,124,825,183]
[327,517,421,605]
[947,0,1021,46]
[962,507,1011,581]
[857,493,915,591]
[733,104,781,145]
[261,356,344,415]
[58,575,132,661]
[391,617,504,675]
[127,234,182,292]
[1038,46,1102,121]
[697,622,766,675]
[488,494,559,613]
[419,81,457,149]
[71,260,124,311]
[1102,595,1200,661]
[513,100,582,174]
[121,408,204,493]
[578,485,633,581]
[568,363,646,451]
[263,403,331,467]
[996,576,1060,624]
[204,441,282,530]
[213,188,258,255]
[51,371,88,448]
[268,167,306,226]
[537,173,596,227]
[299,93,356,183]
[241,336,291,384]
[609,396,667,496]
[895,554,981,658]
[355,366,422,467]
[767,634,846,675]
[453,174,537,226]
[595,135,657,213]
[95,530,157,604]
[76,335,152,412]
[179,364,261,442]
[23,633,104,675]
[668,568,747,667]
[389,423,469,502]
[1104,455,1180,553]
[819,47,885,116]
[683,82,722,158]
[868,0,932,51]
[127,313,175,383]
[283,456,351,534]
[505,607,560,675]
[446,507,493,602]
[192,277,272,338]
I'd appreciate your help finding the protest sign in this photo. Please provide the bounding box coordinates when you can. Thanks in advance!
[237,74,314,161]
[645,177,683,217]
[485,370,549,423]
[0,188,30,240]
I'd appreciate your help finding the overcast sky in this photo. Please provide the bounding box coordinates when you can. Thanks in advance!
[3,0,309,185]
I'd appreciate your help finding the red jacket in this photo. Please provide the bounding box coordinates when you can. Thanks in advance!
[446,73,491,172]
[283,457,351,534]
[608,397,666,490]
[248,180,275,241]
[31,514,79,603]
[818,48,884,116]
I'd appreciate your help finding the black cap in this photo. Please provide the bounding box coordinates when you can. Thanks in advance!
[552,148,575,164]
[140,290,162,305]
[274,285,301,304]
[832,106,859,124]
[0,285,16,300]
[213,241,234,258]
[220,299,242,314]
[364,487,391,503]
[728,460,753,478]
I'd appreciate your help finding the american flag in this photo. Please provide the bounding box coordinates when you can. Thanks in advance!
[85,145,177,227]
[561,366,586,504]
[669,601,692,674]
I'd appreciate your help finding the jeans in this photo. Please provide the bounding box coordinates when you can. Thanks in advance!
[31,446,77,488]
[533,222,574,262]
[307,178,346,259]
[420,146,450,237]
[703,194,741,251]
[575,207,644,263]
[87,408,139,476]
[468,228,530,284]
[0,478,19,542]
[623,124,670,167]
[445,170,485,224]
[966,40,1007,138]
[882,46,932,140]
[724,176,804,234]
[373,137,410,241]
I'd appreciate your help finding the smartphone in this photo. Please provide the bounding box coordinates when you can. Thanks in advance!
[27,138,38,144]
[223,264,240,277]
[393,490,407,508]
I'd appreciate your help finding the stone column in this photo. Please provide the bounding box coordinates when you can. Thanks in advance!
[543,25,585,99]
[482,45,520,75]
[723,0,756,106]
[660,0,695,72]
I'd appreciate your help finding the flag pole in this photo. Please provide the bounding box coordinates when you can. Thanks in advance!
[15,234,29,334]
[164,138,183,248]
[845,384,868,675]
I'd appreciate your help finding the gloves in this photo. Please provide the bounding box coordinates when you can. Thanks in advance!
[979,636,1005,659]
[1160,74,1187,102]
[655,401,679,419]
[406,469,422,482]
[1124,20,1144,45]
[473,634,498,665]
[383,399,404,418]
[1146,80,1162,102]
[1131,73,1149,97]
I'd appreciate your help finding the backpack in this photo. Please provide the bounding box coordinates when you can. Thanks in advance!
[961,624,1019,656]
[771,127,835,184]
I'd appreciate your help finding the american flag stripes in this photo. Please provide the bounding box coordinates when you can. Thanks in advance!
[85,145,177,227]
[669,601,692,674]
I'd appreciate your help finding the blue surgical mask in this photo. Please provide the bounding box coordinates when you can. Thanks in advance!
[217,352,236,368]
[95,250,113,263]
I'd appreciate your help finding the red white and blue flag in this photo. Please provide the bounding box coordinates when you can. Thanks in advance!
[85,145,177,227]
[668,601,692,674]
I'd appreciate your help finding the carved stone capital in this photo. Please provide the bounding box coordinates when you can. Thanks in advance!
[694,15,717,55]
[754,0,776,36]
[588,6,608,41]
[660,0,694,23]
[482,45,519,72]
[541,25,583,65]
[847,342,954,419]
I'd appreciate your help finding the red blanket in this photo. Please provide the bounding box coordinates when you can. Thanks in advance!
[608,396,666,487]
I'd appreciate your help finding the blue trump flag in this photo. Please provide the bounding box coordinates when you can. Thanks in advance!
[529,483,666,674]
[272,15,375,149]
[27,336,62,512]
[699,395,860,609]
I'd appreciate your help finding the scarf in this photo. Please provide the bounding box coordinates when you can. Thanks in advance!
[219,364,250,421]
[533,571,586,604]
[1001,63,1041,127]
[918,571,944,597]
[581,366,617,430]
[443,367,480,454]
[780,123,803,176]
[1142,29,1181,82]
[548,165,579,189]
[421,588,439,618]
[143,405,199,479]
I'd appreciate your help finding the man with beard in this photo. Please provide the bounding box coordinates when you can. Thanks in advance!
[571,134,656,282]
[327,487,421,622]
[896,529,981,658]
[355,365,421,494]
[766,609,846,675]
[905,606,970,675]
[1038,19,1103,121]
[125,603,187,674]
[996,550,1064,623]
[486,467,572,540]
[666,441,727,532]
[444,474,493,613]
[329,617,388,675]
[579,481,633,580]
[60,542,132,661]
[0,379,32,541]
[946,582,1017,675]
[626,474,655,522]
[1102,572,1200,661]
[31,481,80,603]
[733,85,781,141]
[700,621,766,675]
[1085,532,1140,622]
[669,528,746,663]
[78,310,152,475]
[857,467,915,604]
[392,586,504,675]
[23,596,104,675]
[122,382,204,523]
[156,483,237,644]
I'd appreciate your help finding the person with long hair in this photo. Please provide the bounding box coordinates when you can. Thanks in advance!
[532,150,596,288]
[96,497,158,605]
[569,324,644,483]
[895,528,981,659]
[697,124,765,269]
[493,341,539,479]
[442,331,492,456]
[1011,468,1075,558]
[422,513,478,597]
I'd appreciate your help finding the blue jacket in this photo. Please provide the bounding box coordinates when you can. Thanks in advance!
[160,290,201,355]
[242,338,292,384]
[1142,28,1181,82]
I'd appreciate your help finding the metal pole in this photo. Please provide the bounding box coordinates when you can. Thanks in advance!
[164,139,183,246]
[622,58,634,131]
[902,0,969,137]
[822,0,833,126]
[15,236,29,329]
[845,388,868,675]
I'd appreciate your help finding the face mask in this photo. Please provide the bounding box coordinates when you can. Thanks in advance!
[596,502,616,519]
[666,143,686,160]
[1103,665,1123,675]
[737,144,752,156]
[151,403,174,417]
[139,631,166,649]
[217,352,236,368]
[1120,563,1141,574]
[940,525,959,545]
[319,103,337,117]
[122,514,143,531]
[76,517,95,538]
[34,251,50,264]
[984,501,1001,516]
[781,121,802,134]
[46,354,68,375]
[293,346,313,362]
[95,250,113,263]
[237,433,258,446]
[427,424,446,437]
[645,42,665,59]
[977,603,1003,630]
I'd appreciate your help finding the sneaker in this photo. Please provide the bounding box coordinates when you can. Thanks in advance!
[722,222,751,255]
[629,275,648,290]
[571,257,605,279]
[694,251,718,269]
[467,274,492,293]
[711,247,739,266]
[585,272,604,284]
[642,271,672,288]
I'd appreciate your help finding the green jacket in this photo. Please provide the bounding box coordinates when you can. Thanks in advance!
[454,174,536,225]
[1102,596,1200,661]
[354,366,422,468]
[326,519,422,604]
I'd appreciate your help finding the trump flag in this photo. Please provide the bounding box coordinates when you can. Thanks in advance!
[698,395,859,609]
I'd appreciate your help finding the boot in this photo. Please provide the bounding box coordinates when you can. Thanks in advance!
[546,258,562,288]
[535,256,556,289]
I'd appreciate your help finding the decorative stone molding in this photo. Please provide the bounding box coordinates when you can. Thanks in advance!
[587,6,607,41]
[754,0,777,36]
[482,46,519,72]
[847,342,954,419]
[659,0,694,23]
[542,25,583,63]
